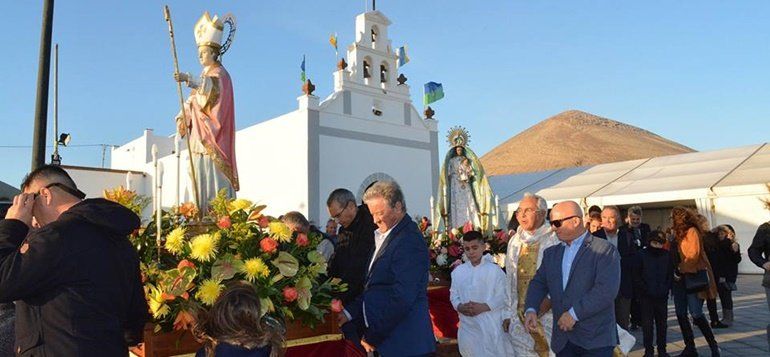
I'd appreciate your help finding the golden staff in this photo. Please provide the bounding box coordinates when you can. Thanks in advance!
[163,5,200,218]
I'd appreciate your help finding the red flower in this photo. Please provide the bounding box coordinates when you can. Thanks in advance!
[448,245,463,258]
[283,286,298,302]
[181,292,190,300]
[161,292,176,301]
[217,216,232,229]
[260,237,279,254]
[296,233,309,247]
[258,216,270,228]
[462,221,474,234]
[331,299,344,313]
[177,259,196,271]
[448,231,455,241]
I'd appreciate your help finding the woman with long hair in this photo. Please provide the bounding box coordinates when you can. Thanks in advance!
[194,281,285,357]
[670,207,720,356]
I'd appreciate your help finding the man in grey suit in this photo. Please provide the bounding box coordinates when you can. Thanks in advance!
[524,201,621,356]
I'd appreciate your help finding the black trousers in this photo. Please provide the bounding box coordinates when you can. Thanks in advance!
[640,296,668,353]
[706,282,734,321]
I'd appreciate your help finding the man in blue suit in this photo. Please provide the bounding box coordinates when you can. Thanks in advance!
[524,201,620,357]
[338,180,435,356]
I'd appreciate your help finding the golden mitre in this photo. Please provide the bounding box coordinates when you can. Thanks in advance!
[194,11,225,49]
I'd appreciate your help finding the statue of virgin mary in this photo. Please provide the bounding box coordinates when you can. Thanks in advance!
[435,127,495,232]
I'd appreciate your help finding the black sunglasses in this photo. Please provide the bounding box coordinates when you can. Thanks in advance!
[550,215,579,228]
[34,182,87,200]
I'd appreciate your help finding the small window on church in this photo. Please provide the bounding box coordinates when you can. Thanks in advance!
[380,63,388,83]
[371,27,378,44]
[363,59,372,79]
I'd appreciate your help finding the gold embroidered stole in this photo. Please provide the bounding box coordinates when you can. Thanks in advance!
[517,242,550,357]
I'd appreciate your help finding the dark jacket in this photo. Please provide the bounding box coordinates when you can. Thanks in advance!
[633,246,673,299]
[598,227,641,299]
[748,222,770,269]
[346,215,435,356]
[706,233,741,282]
[195,343,271,357]
[328,204,376,305]
[626,223,651,247]
[0,199,148,356]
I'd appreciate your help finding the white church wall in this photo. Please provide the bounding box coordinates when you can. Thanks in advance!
[319,112,430,143]
[317,135,433,224]
[111,129,175,172]
[234,111,310,217]
[63,166,148,203]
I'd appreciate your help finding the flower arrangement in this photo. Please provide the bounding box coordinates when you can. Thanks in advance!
[103,186,151,217]
[106,189,346,333]
[427,221,510,281]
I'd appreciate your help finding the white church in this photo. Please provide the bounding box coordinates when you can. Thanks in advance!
[65,9,440,224]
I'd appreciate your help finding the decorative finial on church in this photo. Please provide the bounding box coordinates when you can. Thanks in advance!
[424,106,435,119]
[397,73,407,85]
[302,79,316,96]
[337,58,348,70]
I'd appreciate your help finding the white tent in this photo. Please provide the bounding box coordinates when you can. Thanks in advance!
[490,143,770,273]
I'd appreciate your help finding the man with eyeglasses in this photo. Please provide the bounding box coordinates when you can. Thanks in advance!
[326,188,376,351]
[502,193,559,357]
[0,165,148,355]
[524,201,620,357]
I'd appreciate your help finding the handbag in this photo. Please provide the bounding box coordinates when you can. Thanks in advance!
[684,269,709,293]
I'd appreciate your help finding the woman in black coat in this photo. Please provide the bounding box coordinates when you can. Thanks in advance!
[706,225,741,327]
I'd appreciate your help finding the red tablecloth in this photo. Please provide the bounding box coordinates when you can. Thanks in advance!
[286,339,365,357]
[428,286,459,339]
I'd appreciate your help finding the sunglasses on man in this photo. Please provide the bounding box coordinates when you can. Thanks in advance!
[550,215,579,228]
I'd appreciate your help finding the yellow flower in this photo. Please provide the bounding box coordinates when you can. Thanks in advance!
[196,279,223,305]
[228,198,253,213]
[149,287,171,318]
[189,234,218,262]
[242,257,270,281]
[165,227,186,255]
[269,221,292,243]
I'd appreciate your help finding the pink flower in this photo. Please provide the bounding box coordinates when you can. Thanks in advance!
[448,245,463,258]
[496,230,510,243]
[217,216,232,229]
[283,286,298,303]
[260,237,279,254]
[296,233,309,247]
[462,221,474,234]
[258,216,270,228]
[330,299,344,313]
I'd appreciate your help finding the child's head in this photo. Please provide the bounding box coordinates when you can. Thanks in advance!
[648,230,666,248]
[462,230,485,265]
[195,281,285,357]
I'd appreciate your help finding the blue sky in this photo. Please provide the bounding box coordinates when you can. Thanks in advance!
[3,1,769,189]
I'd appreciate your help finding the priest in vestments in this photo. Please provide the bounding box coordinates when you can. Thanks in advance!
[503,193,559,357]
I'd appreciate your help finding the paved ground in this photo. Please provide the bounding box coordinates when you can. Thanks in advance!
[627,274,769,356]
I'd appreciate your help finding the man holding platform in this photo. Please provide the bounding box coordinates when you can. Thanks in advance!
[338,181,435,356]
[0,165,147,355]
[174,11,239,212]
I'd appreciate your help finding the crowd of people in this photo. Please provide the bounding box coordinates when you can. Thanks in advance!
[2,165,770,357]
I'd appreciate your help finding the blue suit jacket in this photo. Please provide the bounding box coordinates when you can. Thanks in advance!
[346,215,435,356]
[524,233,620,353]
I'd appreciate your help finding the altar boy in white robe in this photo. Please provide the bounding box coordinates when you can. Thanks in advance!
[450,230,507,357]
